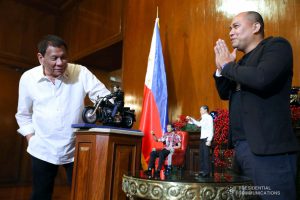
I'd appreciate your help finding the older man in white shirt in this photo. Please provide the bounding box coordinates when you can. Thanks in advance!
[15,35,111,200]
[187,105,214,177]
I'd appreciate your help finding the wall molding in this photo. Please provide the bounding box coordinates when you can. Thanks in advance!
[0,51,36,70]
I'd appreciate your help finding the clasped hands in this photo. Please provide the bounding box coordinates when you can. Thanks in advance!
[214,39,237,72]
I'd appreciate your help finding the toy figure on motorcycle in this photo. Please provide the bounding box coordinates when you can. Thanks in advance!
[82,87,136,128]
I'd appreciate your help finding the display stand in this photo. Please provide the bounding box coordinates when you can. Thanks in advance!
[71,124,143,200]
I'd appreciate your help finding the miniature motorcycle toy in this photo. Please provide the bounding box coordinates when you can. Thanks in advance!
[82,92,136,128]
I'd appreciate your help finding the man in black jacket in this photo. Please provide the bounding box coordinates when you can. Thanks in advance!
[214,11,299,200]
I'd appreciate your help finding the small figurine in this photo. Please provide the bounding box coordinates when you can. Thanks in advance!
[110,85,124,117]
[186,105,214,177]
[82,87,135,128]
[146,124,182,177]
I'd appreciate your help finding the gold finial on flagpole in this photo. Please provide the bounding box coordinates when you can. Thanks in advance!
[156,6,159,28]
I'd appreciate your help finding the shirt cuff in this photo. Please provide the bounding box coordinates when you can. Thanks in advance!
[17,124,35,136]
[215,70,222,77]
[207,136,213,142]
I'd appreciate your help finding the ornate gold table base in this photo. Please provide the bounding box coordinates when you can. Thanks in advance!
[122,172,252,200]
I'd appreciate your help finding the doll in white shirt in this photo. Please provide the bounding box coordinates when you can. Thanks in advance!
[187,105,214,177]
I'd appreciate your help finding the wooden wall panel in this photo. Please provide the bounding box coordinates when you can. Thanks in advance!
[122,0,300,128]
[0,66,23,183]
[57,0,123,61]
[0,1,56,68]
[89,68,122,92]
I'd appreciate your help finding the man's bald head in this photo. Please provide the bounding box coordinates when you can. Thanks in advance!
[244,11,265,37]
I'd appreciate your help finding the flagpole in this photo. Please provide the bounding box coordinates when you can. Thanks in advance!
[140,8,168,169]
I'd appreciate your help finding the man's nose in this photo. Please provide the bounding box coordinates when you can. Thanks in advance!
[56,58,63,65]
[229,29,234,37]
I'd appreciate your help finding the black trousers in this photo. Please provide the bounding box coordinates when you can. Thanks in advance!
[30,156,73,200]
[234,140,298,200]
[199,138,210,174]
[148,148,170,171]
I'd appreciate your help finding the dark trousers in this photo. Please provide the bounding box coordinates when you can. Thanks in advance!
[234,140,298,200]
[200,138,210,174]
[111,104,119,117]
[148,149,170,171]
[31,156,73,200]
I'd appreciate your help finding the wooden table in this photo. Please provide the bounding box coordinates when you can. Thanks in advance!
[71,125,143,200]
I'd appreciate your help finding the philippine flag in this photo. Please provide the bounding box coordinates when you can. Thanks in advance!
[139,17,168,170]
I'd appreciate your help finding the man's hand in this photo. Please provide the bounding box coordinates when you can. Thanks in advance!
[25,133,34,143]
[186,116,193,124]
[214,39,236,71]
[151,131,158,142]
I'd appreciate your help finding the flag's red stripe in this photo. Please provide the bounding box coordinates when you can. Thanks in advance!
[140,86,163,167]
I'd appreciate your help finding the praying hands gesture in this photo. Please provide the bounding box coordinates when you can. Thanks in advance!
[214,39,237,72]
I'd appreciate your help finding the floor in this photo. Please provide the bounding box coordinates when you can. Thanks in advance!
[0,185,71,200]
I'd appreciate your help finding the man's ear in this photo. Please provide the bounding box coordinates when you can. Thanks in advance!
[253,22,261,34]
[37,53,43,65]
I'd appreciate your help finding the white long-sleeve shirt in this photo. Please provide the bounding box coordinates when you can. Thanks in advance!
[190,113,214,141]
[15,63,111,165]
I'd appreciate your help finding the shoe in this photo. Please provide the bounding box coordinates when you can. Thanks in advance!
[200,173,210,178]
[164,169,170,176]
[164,165,172,176]
[195,171,204,176]
[144,168,152,176]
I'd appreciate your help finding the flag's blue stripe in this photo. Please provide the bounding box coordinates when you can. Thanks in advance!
[151,21,168,132]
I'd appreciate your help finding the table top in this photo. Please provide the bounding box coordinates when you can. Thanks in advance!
[72,123,143,136]
[123,170,253,199]
[126,170,251,184]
